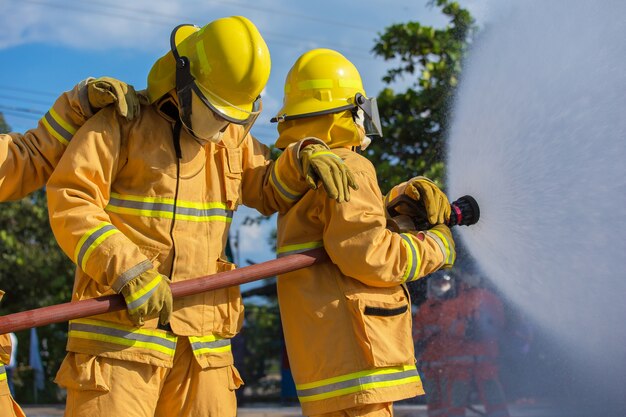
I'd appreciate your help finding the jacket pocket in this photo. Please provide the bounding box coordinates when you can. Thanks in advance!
[213,260,244,337]
[54,353,111,392]
[346,294,414,368]
[223,147,242,210]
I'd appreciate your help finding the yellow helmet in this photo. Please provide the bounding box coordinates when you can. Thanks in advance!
[271,48,381,137]
[147,16,271,125]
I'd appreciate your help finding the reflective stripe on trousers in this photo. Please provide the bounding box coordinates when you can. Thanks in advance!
[296,364,421,403]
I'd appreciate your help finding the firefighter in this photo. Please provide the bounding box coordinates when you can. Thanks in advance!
[45,18,356,417]
[271,48,456,417]
[0,77,140,201]
[415,268,509,417]
[413,273,458,417]
[0,291,25,417]
[445,271,510,417]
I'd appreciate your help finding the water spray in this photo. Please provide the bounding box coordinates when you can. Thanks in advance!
[386,194,480,233]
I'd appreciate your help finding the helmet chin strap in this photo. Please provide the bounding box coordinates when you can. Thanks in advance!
[170,25,195,132]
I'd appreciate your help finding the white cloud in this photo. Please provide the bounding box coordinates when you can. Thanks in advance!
[0,1,189,51]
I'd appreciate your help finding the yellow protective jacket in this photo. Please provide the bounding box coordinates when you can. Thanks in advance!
[0,333,25,417]
[0,80,93,201]
[276,148,455,415]
[46,95,313,369]
[0,292,26,417]
[0,333,12,395]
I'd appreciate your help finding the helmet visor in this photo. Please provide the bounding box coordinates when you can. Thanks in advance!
[190,83,262,146]
[354,93,382,137]
[180,91,230,144]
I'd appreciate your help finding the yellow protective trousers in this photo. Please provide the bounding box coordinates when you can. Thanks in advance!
[309,402,394,417]
[0,367,25,417]
[55,337,242,417]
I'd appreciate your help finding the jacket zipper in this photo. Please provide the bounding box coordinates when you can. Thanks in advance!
[168,121,183,279]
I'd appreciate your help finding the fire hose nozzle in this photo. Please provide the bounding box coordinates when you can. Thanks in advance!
[386,194,480,233]
[448,195,480,227]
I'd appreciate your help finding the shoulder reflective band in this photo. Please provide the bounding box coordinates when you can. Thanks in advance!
[0,365,6,382]
[296,364,420,403]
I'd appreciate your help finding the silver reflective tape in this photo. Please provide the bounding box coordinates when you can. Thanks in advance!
[69,322,176,350]
[44,111,73,142]
[77,224,117,268]
[400,234,418,280]
[297,367,419,399]
[271,167,300,201]
[190,338,231,352]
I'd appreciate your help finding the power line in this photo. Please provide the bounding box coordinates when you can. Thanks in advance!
[0,104,45,116]
[192,0,375,33]
[0,85,58,98]
[18,0,374,58]
[82,0,375,34]
[0,94,54,107]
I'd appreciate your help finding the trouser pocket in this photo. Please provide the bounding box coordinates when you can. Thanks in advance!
[54,353,111,392]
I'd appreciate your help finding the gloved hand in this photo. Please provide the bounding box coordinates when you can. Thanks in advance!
[300,144,358,203]
[120,268,173,326]
[428,224,456,269]
[388,176,451,226]
[87,77,141,120]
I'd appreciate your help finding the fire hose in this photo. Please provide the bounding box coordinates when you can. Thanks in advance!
[0,249,328,335]
[0,195,480,335]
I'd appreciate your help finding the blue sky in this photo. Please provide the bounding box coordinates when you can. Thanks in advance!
[0,0,485,270]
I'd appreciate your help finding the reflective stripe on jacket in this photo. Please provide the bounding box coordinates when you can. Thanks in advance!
[276,148,453,415]
[67,319,232,368]
[0,79,92,201]
[47,96,311,368]
[0,334,9,367]
[0,292,11,366]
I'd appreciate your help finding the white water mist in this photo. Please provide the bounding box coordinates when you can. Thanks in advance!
[447,0,626,413]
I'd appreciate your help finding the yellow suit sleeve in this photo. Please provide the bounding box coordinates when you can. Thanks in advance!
[320,160,454,287]
[46,108,151,291]
[0,79,94,201]
[240,134,313,215]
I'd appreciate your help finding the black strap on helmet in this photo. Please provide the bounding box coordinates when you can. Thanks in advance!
[170,24,196,129]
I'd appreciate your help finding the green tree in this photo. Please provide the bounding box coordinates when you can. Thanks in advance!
[0,115,75,403]
[369,0,476,193]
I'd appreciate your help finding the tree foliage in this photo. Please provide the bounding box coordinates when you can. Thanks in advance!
[0,113,9,134]
[368,0,476,193]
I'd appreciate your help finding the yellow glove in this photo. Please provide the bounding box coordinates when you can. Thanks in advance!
[300,144,358,203]
[387,176,451,225]
[427,224,456,269]
[120,268,173,326]
[87,77,141,120]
